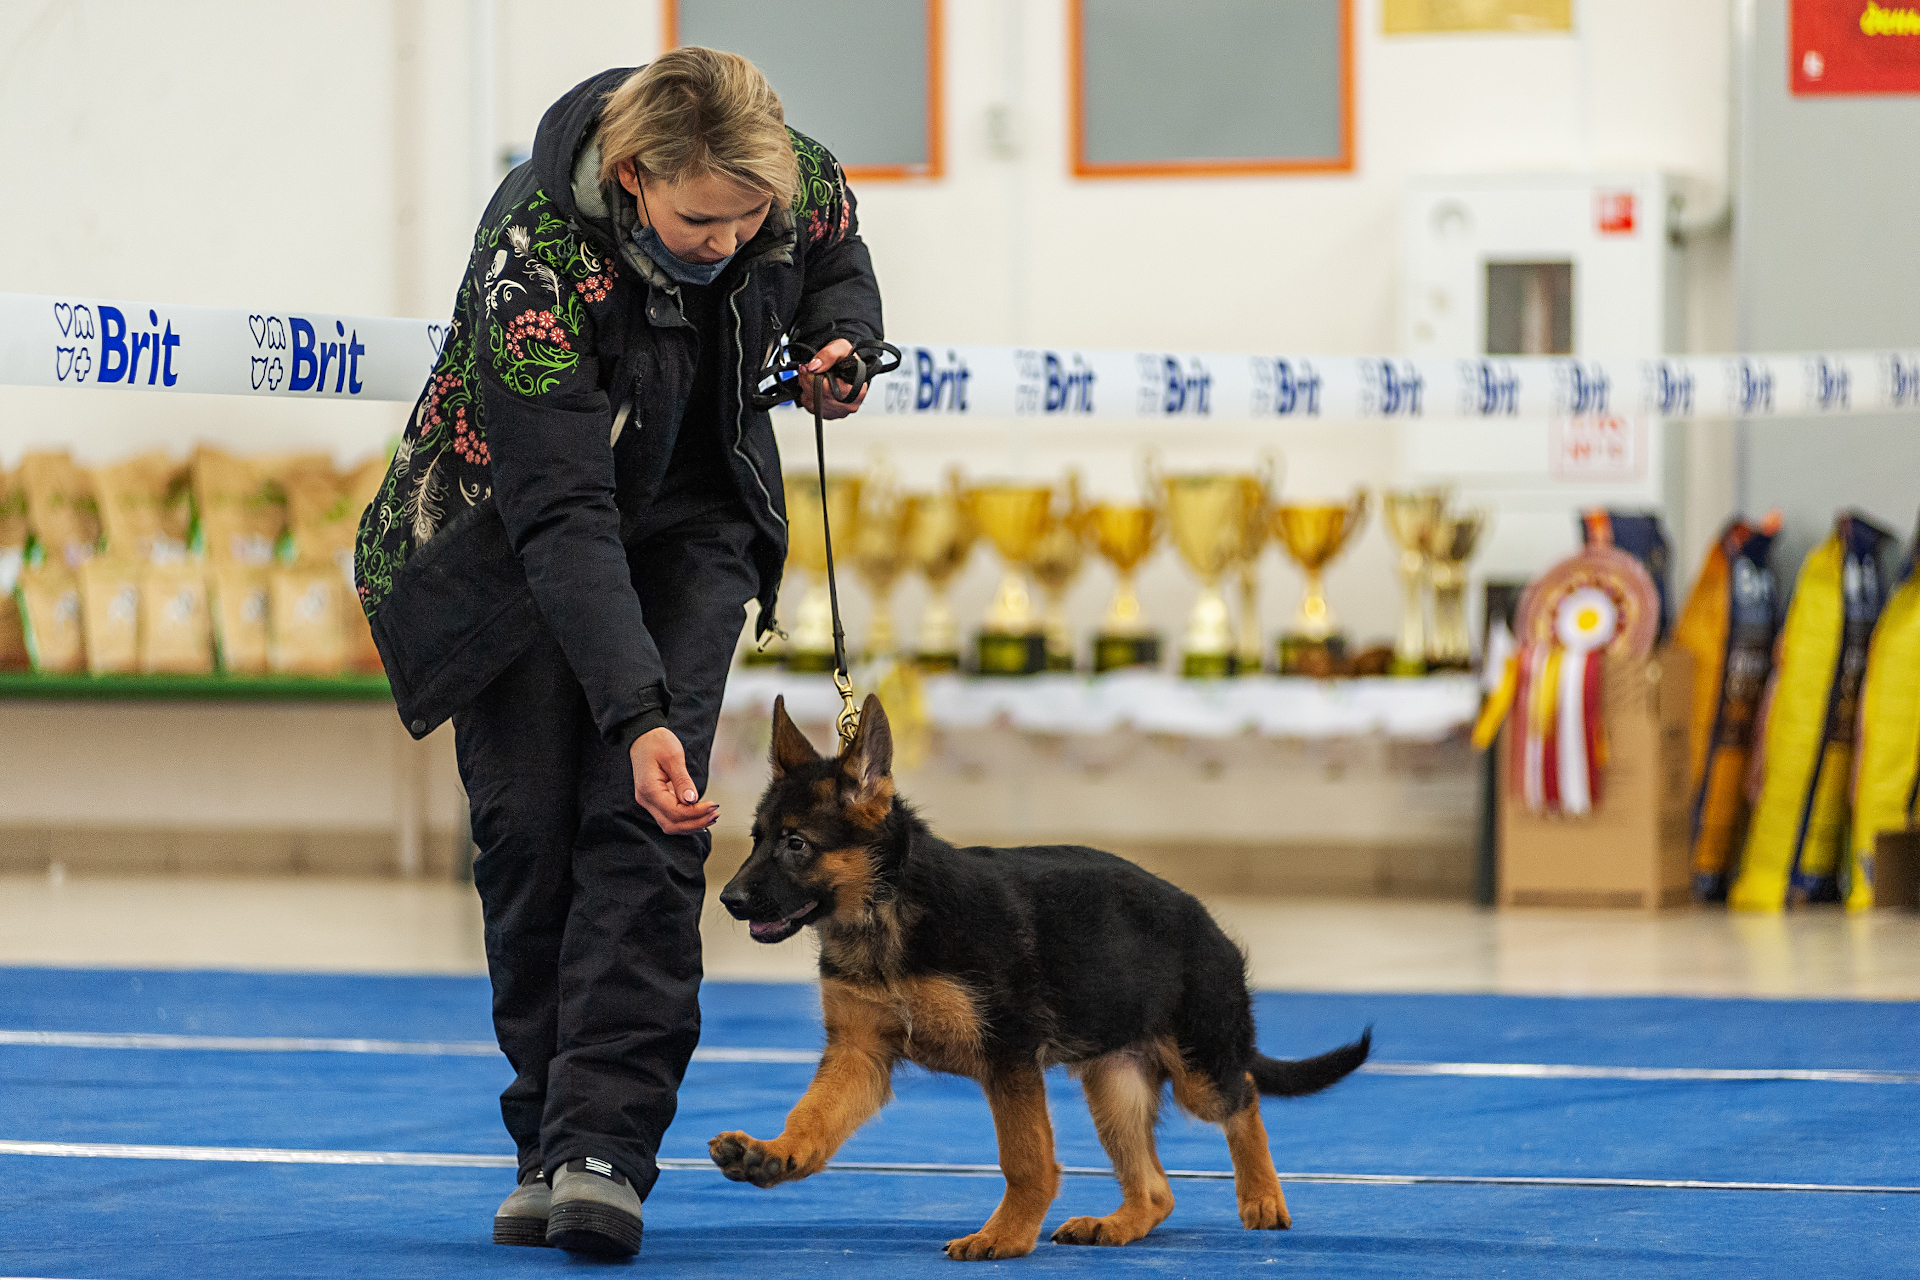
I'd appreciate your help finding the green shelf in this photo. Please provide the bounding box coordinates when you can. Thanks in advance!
[0,671,393,702]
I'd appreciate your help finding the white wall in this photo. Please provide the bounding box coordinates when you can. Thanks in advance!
[1,0,1736,652]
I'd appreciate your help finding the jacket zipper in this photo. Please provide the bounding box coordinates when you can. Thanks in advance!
[728,276,784,532]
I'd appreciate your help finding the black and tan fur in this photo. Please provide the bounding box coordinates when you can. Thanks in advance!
[710,695,1370,1260]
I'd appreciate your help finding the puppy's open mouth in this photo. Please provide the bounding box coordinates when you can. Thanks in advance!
[747,900,819,944]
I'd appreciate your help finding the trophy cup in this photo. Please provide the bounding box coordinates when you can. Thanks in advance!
[1382,488,1448,677]
[1425,509,1490,671]
[782,472,862,673]
[969,483,1053,675]
[1163,474,1252,679]
[1088,501,1161,673]
[1232,460,1277,675]
[902,471,976,672]
[1271,489,1369,675]
[1029,473,1088,671]
[851,470,912,660]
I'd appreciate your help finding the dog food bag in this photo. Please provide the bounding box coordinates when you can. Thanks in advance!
[268,568,345,675]
[208,563,271,674]
[77,557,142,674]
[191,447,281,566]
[1848,528,1920,910]
[14,563,84,673]
[1582,509,1675,639]
[0,468,29,670]
[19,451,101,568]
[92,453,190,563]
[139,564,214,675]
[1731,513,1894,911]
[1672,516,1780,902]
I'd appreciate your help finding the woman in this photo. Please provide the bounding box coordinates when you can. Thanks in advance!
[353,49,882,1256]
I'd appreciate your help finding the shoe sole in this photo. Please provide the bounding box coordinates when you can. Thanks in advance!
[493,1214,550,1247]
[546,1201,643,1256]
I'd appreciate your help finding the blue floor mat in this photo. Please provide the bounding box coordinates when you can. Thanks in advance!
[0,967,1914,1278]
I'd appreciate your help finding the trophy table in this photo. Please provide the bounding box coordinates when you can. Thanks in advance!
[969,483,1053,675]
[1271,489,1368,675]
[1164,474,1251,679]
[1088,502,1162,673]
[782,472,862,673]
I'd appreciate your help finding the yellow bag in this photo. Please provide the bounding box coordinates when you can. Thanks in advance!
[1672,518,1779,901]
[208,563,270,675]
[92,453,190,562]
[77,558,141,675]
[191,447,281,566]
[1732,514,1894,911]
[139,564,214,675]
[14,564,83,673]
[1848,534,1920,909]
[19,451,100,568]
[268,568,345,675]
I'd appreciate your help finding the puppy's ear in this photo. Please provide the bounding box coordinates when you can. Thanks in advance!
[769,695,821,777]
[839,693,893,800]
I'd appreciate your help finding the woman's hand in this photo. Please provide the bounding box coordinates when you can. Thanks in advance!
[631,726,720,834]
[796,338,870,419]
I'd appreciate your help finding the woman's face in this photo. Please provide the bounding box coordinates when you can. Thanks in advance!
[618,162,772,264]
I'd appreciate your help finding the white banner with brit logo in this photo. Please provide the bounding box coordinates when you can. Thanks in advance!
[6,291,1917,422]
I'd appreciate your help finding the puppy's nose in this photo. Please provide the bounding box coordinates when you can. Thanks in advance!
[719,886,751,919]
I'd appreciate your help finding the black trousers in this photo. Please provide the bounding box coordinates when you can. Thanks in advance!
[453,507,758,1195]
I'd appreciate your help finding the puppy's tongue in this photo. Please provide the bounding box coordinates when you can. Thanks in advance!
[749,901,817,941]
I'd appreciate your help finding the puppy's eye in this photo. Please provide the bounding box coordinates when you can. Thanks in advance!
[783,833,808,853]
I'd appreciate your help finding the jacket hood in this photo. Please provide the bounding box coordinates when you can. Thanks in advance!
[530,66,798,293]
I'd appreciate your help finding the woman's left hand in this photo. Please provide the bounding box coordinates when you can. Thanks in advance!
[797,339,870,419]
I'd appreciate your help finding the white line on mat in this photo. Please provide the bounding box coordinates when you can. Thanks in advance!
[1,1029,1910,1083]
[0,1140,1914,1195]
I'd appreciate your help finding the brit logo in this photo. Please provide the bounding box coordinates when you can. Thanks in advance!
[1255,357,1322,417]
[248,314,287,391]
[1805,356,1850,412]
[1014,349,1095,414]
[1728,359,1775,416]
[1883,352,1920,408]
[1553,361,1610,416]
[1140,355,1212,416]
[1647,361,1695,416]
[1358,359,1423,417]
[884,347,970,413]
[54,302,182,387]
[1459,359,1518,417]
[280,317,366,395]
[52,302,96,383]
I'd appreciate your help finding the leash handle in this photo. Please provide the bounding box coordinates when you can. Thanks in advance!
[813,382,860,750]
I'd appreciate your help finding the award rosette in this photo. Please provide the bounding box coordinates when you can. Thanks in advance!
[1474,531,1659,816]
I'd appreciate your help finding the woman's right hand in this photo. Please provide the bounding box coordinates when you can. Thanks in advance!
[631,727,720,834]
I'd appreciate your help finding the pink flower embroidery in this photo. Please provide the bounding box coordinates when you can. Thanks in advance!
[575,274,612,303]
[451,406,490,466]
[505,309,571,361]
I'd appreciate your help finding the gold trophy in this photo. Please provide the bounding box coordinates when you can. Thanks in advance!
[1232,459,1278,675]
[1382,488,1448,677]
[782,472,862,673]
[851,469,912,660]
[1271,489,1369,674]
[1425,509,1490,671]
[1029,473,1089,671]
[1087,501,1161,673]
[902,471,976,672]
[1163,473,1252,679]
[969,483,1053,675]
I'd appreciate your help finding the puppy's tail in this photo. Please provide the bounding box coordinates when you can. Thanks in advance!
[1250,1027,1372,1097]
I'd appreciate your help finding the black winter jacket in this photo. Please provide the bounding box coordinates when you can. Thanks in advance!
[354,67,883,745]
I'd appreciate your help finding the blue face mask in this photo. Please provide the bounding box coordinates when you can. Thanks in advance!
[630,222,733,286]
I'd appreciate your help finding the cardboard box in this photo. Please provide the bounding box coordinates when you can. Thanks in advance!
[1499,646,1694,910]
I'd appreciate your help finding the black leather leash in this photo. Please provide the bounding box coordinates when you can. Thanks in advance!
[756,340,901,749]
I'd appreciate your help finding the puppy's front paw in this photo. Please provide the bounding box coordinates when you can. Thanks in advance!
[944,1228,1036,1261]
[708,1130,817,1187]
[1238,1192,1291,1230]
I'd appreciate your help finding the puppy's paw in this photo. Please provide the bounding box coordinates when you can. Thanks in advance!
[707,1130,818,1187]
[1051,1213,1151,1246]
[1238,1193,1291,1230]
[944,1228,1036,1261]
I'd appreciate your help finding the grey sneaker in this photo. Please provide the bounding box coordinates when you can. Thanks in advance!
[492,1169,550,1247]
[545,1156,644,1257]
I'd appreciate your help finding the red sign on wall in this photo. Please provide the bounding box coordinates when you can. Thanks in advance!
[1793,1,1920,95]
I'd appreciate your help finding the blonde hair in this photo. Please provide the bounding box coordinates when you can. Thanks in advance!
[597,48,798,209]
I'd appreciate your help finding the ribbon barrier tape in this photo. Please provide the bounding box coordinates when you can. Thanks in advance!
[6,291,1917,421]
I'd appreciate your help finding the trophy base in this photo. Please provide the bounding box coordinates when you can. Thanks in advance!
[1388,654,1429,677]
[786,648,839,674]
[1425,655,1473,673]
[976,632,1047,676]
[1277,632,1348,677]
[1045,652,1076,673]
[740,646,785,668]
[1093,633,1162,674]
[1181,650,1234,680]
[915,650,962,674]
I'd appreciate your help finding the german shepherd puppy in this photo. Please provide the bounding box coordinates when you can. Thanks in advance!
[710,695,1370,1260]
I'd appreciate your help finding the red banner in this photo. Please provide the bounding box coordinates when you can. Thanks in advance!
[1792,1,1920,95]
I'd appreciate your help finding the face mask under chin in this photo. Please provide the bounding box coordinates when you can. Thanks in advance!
[631,222,734,286]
